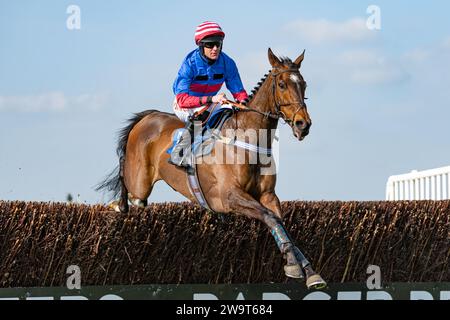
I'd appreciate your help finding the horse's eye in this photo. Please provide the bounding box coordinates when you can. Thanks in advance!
[278,81,286,89]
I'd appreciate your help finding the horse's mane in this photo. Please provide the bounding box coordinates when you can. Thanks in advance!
[225,69,270,129]
[247,57,295,102]
[247,71,270,102]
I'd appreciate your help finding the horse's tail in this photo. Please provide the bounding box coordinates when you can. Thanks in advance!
[95,110,159,207]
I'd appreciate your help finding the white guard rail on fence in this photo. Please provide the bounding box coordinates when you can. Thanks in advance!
[386,165,450,200]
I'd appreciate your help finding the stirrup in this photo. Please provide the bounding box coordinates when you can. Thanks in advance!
[185,166,195,175]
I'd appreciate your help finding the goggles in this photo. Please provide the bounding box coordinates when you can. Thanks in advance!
[202,41,222,49]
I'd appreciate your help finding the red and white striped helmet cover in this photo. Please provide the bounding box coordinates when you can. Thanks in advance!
[194,21,225,45]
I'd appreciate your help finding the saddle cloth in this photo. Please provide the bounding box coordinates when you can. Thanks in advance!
[167,104,234,158]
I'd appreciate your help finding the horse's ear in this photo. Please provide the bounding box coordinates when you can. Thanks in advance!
[268,48,283,68]
[294,50,305,68]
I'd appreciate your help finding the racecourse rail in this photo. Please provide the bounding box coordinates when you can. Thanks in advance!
[386,165,450,201]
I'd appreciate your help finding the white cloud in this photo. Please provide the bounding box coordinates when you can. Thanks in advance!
[0,92,66,112]
[401,37,450,105]
[443,36,450,49]
[0,92,109,113]
[338,50,409,85]
[237,48,408,88]
[403,36,450,65]
[339,50,380,65]
[403,48,431,63]
[284,18,376,45]
[71,93,109,112]
[349,66,407,85]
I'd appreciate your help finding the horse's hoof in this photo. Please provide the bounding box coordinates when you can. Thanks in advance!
[128,193,146,208]
[284,264,304,279]
[130,199,146,208]
[107,201,122,213]
[306,274,327,290]
[119,202,129,213]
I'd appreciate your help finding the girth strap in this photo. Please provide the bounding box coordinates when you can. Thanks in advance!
[186,152,212,211]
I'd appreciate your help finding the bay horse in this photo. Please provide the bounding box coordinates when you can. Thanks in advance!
[97,48,326,289]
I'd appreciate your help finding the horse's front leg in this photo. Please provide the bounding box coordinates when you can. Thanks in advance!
[260,191,326,289]
[228,190,306,280]
[260,192,283,219]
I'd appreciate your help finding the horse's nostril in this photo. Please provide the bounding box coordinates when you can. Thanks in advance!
[295,120,306,129]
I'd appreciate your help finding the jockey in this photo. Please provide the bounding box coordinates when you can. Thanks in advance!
[170,21,249,168]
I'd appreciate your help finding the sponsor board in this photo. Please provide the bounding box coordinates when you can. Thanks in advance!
[0,283,449,300]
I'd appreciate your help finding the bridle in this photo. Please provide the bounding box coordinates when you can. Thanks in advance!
[235,68,307,125]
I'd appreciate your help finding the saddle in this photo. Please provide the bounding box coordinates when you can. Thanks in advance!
[204,105,234,132]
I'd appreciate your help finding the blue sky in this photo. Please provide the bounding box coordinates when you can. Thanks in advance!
[1,0,450,203]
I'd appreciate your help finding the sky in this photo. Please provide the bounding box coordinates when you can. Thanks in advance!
[1,0,450,204]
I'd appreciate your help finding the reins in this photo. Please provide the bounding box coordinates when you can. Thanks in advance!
[225,99,279,120]
[192,68,306,127]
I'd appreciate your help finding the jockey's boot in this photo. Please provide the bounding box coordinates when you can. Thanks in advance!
[168,120,195,170]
